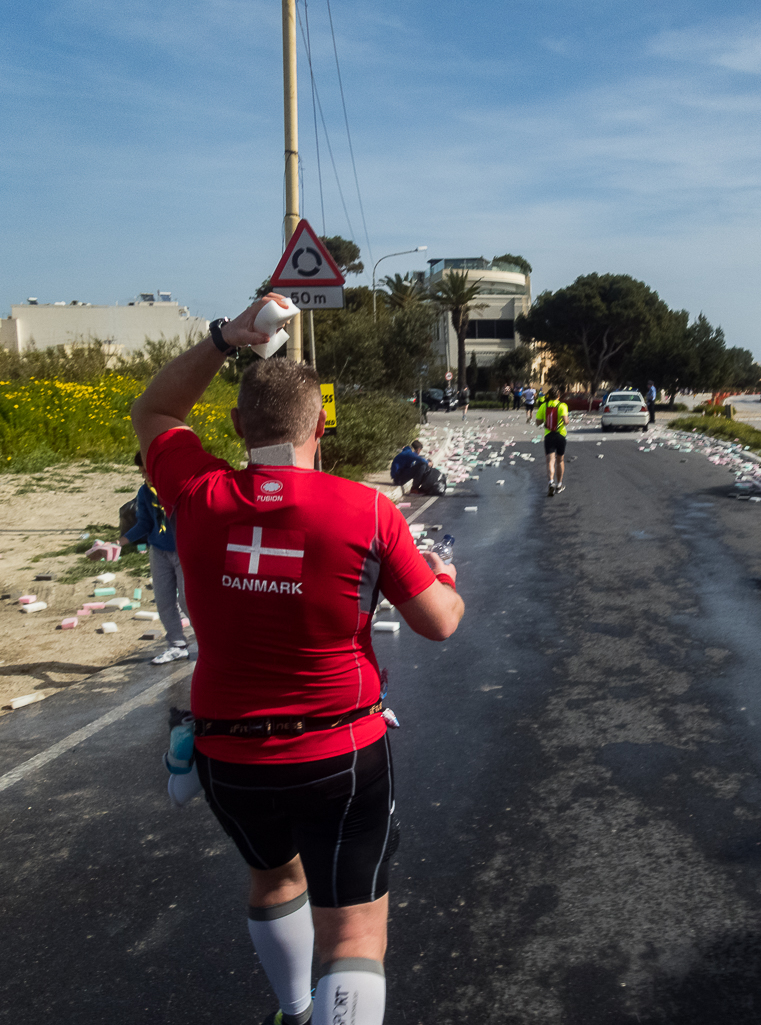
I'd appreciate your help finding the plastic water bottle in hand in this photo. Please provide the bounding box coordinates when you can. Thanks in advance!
[431,534,455,564]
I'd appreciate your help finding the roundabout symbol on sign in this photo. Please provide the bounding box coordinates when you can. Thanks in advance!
[291,247,322,277]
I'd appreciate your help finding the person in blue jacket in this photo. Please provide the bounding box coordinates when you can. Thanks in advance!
[119,452,190,664]
[391,440,432,490]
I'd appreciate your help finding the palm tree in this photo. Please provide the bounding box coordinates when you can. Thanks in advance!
[381,273,424,311]
[429,270,486,390]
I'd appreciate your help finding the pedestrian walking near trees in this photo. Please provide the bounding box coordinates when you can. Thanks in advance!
[523,384,537,423]
[536,387,569,497]
[646,380,657,426]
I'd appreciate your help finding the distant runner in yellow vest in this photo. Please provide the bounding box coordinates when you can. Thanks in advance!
[535,387,569,497]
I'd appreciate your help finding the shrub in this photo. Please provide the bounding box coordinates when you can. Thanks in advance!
[653,402,688,412]
[668,415,761,452]
[692,402,734,417]
[321,393,418,478]
[0,374,245,472]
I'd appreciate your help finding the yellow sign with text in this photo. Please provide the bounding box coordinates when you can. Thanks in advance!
[320,383,337,435]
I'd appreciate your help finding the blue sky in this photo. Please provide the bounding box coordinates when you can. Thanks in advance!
[2,0,760,354]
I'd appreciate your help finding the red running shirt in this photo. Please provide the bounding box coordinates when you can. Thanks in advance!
[147,428,435,763]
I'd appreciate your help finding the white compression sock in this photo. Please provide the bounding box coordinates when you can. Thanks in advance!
[313,959,386,1025]
[248,891,314,1024]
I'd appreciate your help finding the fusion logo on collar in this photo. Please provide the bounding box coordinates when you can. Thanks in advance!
[261,480,283,494]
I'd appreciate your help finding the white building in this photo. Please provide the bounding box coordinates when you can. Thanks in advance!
[425,258,532,370]
[0,294,209,354]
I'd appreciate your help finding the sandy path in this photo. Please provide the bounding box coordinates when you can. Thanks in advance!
[0,462,184,713]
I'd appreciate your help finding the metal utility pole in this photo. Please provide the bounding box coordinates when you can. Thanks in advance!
[282,0,302,361]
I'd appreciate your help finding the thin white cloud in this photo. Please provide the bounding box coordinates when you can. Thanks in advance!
[650,21,761,75]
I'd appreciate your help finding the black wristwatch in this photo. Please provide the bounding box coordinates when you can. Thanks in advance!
[209,318,236,356]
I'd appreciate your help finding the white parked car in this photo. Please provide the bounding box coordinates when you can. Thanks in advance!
[601,391,649,431]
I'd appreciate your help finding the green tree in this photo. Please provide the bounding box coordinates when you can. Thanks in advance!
[492,253,532,276]
[516,273,671,404]
[724,347,761,391]
[492,344,535,384]
[429,270,487,390]
[319,236,364,276]
[378,305,436,394]
[622,309,693,405]
[688,314,728,392]
[380,273,424,311]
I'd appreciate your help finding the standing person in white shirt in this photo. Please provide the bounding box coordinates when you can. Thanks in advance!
[523,384,537,423]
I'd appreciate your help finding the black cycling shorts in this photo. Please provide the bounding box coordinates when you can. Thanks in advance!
[544,433,567,455]
[195,735,397,908]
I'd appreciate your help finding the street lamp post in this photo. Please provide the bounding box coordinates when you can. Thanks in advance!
[372,246,428,322]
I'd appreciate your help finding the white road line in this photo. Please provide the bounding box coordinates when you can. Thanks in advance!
[0,664,192,794]
[406,496,439,523]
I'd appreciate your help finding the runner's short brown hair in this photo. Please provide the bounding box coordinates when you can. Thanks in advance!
[236,359,322,447]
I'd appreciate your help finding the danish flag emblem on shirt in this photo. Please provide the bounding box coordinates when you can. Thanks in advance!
[225,526,305,579]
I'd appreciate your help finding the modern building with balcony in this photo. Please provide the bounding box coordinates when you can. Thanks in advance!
[425,257,532,372]
[0,293,209,355]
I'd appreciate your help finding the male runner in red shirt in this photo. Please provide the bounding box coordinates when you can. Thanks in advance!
[131,295,464,1025]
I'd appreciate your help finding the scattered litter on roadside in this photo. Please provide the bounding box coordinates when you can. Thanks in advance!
[598,454,604,459]
[496,480,505,485]
[134,611,159,621]
[61,617,78,629]
[100,622,118,633]
[464,506,478,512]
[95,572,116,584]
[3,692,47,711]
[18,595,37,605]
[21,601,47,613]
[93,586,116,597]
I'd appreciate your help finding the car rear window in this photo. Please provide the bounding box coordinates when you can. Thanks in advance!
[609,393,643,403]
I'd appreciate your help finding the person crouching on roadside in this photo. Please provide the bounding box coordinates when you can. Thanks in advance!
[391,440,432,491]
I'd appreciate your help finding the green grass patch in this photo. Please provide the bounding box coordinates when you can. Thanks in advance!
[0,373,423,482]
[668,415,761,452]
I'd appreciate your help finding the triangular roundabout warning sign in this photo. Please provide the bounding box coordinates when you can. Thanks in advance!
[270,220,346,288]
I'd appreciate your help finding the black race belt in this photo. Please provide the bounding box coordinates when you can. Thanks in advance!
[193,699,384,739]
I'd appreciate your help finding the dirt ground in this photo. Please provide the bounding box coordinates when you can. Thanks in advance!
[0,462,188,714]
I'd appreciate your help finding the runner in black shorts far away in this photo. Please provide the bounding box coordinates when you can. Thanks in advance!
[130,294,465,1025]
[536,387,569,497]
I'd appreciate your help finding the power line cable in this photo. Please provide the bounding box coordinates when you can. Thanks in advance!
[296,0,356,242]
[303,0,326,235]
[325,0,374,268]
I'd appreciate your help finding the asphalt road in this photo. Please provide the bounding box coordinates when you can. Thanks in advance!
[3,432,761,1025]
